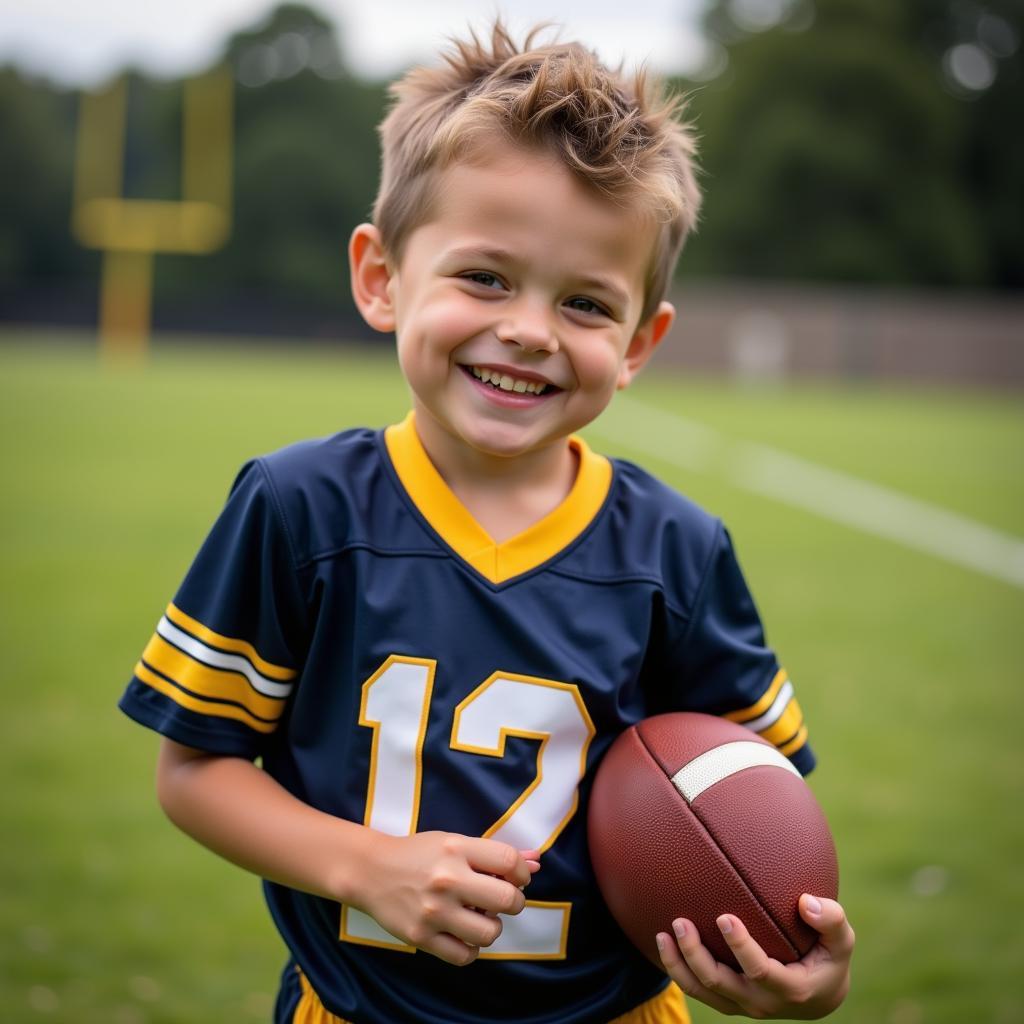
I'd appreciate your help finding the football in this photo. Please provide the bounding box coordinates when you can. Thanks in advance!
[587,711,838,969]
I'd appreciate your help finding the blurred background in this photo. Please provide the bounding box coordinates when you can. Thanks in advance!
[1,1,1022,1022]
[2,0,1021,380]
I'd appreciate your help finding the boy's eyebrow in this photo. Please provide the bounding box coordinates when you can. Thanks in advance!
[573,275,631,310]
[442,245,516,266]
[443,246,632,308]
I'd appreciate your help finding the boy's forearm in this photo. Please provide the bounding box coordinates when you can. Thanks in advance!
[156,739,372,905]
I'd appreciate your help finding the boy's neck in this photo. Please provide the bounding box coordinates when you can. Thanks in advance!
[411,409,579,545]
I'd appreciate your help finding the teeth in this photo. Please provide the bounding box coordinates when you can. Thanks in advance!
[470,366,548,395]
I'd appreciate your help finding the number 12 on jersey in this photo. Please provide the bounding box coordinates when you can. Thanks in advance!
[339,655,595,960]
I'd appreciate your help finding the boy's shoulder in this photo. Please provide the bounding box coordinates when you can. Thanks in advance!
[239,425,403,566]
[255,425,380,483]
[609,455,719,535]
[561,454,726,607]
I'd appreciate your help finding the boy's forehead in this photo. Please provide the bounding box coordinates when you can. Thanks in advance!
[435,142,647,228]
[419,142,659,284]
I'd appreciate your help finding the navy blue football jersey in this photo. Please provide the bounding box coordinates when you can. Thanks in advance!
[120,413,815,1024]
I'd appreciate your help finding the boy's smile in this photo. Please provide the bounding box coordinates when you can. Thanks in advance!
[352,140,674,482]
[465,364,552,398]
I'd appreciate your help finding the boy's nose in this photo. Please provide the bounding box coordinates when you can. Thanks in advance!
[495,299,559,354]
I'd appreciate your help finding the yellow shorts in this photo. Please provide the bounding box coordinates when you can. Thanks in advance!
[291,967,690,1024]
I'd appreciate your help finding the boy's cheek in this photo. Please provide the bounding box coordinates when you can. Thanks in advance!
[574,341,633,387]
[408,298,485,347]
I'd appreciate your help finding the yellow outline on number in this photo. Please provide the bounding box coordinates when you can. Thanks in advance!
[358,655,436,836]
[339,904,416,954]
[451,672,595,855]
[340,658,595,960]
[71,68,233,361]
[477,900,573,962]
[341,655,436,952]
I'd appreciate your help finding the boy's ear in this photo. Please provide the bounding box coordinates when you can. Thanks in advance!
[349,223,396,333]
[617,301,675,389]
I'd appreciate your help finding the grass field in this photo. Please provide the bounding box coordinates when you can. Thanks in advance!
[2,330,1022,1024]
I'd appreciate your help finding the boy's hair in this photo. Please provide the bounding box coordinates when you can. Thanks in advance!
[374,22,701,323]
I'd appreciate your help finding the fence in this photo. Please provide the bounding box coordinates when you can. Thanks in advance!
[661,281,1024,388]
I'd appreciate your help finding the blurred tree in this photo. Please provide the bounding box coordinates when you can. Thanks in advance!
[155,4,387,330]
[2,1,1020,334]
[0,70,92,290]
[952,1,1024,289]
[681,0,1022,288]
[1,4,388,334]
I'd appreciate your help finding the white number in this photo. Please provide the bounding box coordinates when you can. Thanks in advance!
[359,656,435,836]
[341,659,595,960]
[342,656,434,952]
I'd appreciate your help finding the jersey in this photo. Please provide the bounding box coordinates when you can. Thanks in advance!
[119,412,815,1024]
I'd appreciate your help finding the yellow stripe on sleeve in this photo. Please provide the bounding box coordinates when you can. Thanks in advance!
[757,697,805,748]
[779,723,809,758]
[141,633,287,723]
[134,660,277,733]
[723,669,788,724]
[165,603,295,681]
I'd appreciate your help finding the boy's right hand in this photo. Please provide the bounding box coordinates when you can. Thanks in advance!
[352,830,540,966]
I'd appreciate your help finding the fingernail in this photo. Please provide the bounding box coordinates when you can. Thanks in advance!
[656,933,667,953]
[673,919,686,939]
[718,916,733,935]
[805,896,822,916]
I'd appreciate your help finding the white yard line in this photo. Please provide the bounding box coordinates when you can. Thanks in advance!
[592,394,1024,590]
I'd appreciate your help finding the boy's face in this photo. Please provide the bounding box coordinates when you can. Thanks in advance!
[352,140,674,466]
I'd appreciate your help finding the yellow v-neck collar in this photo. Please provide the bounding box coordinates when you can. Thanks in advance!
[384,412,612,584]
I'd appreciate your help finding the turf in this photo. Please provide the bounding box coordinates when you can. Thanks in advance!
[2,330,1021,1023]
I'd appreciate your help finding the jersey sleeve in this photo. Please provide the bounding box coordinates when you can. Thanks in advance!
[118,459,306,758]
[663,524,816,775]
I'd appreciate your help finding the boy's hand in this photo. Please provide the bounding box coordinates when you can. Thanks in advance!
[355,830,540,966]
[656,894,854,1019]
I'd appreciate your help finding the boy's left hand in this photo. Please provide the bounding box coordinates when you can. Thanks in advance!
[656,894,854,1019]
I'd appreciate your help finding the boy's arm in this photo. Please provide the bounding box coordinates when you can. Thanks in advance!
[650,522,853,1013]
[656,897,854,1019]
[156,739,537,966]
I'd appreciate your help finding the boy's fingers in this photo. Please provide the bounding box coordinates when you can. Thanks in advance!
[448,906,505,948]
[715,915,787,990]
[520,850,542,873]
[465,839,531,886]
[424,932,480,966]
[799,895,856,959]
[670,918,744,1002]
[656,930,739,1016]
[459,872,527,918]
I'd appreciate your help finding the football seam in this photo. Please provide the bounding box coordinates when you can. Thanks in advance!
[634,729,801,962]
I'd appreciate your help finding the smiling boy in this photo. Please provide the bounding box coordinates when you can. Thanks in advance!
[120,24,853,1024]
[351,137,672,542]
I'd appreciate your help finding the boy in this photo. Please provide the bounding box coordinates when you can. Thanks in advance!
[119,23,853,1024]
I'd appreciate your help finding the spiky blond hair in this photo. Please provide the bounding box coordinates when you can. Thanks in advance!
[373,22,701,322]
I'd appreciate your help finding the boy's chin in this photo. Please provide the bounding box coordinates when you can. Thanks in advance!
[461,430,558,461]
[446,420,566,462]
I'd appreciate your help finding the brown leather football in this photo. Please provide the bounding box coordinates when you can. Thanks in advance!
[588,712,838,969]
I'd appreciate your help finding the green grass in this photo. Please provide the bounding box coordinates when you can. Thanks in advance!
[2,329,1022,1024]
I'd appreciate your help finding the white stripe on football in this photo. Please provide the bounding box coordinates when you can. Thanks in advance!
[670,739,802,803]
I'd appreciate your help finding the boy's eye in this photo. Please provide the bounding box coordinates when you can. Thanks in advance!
[463,271,504,290]
[566,297,609,317]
